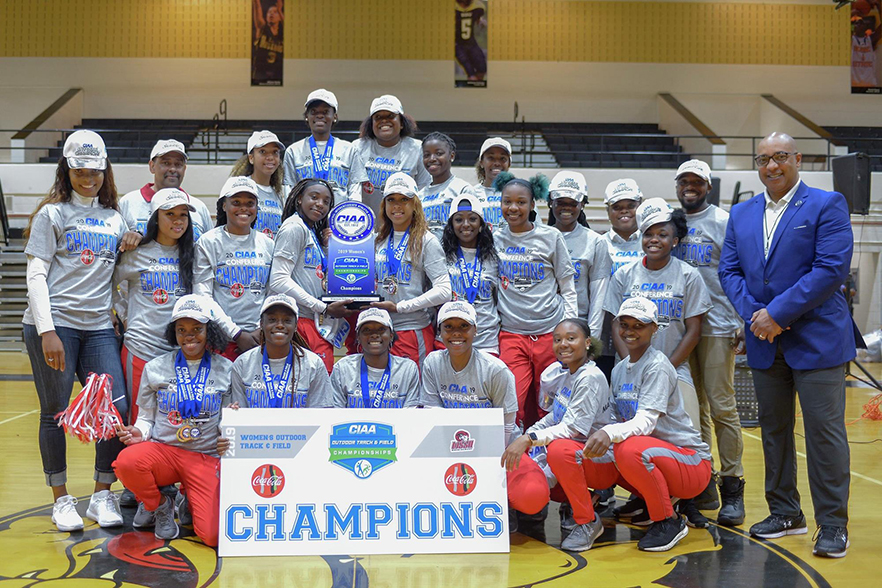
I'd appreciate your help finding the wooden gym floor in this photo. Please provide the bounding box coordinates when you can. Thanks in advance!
[0,351,879,587]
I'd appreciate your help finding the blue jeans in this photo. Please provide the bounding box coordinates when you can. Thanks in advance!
[23,324,129,486]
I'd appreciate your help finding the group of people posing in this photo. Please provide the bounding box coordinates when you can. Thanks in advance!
[25,89,853,560]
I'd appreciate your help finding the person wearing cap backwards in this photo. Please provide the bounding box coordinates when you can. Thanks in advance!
[547,171,611,345]
[350,95,431,218]
[440,192,500,354]
[230,130,288,239]
[22,130,135,532]
[493,172,577,428]
[671,159,747,526]
[283,89,360,203]
[422,301,550,529]
[271,178,352,373]
[114,294,232,546]
[119,139,213,241]
[583,297,713,552]
[719,133,860,558]
[602,197,711,527]
[419,132,476,242]
[194,176,274,360]
[371,172,451,368]
[330,308,421,408]
[472,137,512,232]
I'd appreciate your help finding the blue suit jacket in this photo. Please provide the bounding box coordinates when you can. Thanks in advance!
[718,181,862,370]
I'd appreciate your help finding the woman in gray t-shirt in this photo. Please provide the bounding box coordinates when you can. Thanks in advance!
[230,131,288,239]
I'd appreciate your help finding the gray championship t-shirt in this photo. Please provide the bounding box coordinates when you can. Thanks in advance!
[531,362,614,441]
[331,354,421,408]
[445,247,499,352]
[473,184,506,232]
[609,347,711,461]
[603,256,712,385]
[420,349,518,414]
[494,223,576,335]
[194,227,274,332]
[420,176,475,241]
[561,224,612,323]
[114,240,187,359]
[230,346,334,408]
[673,204,742,337]
[375,232,449,331]
[272,214,326,320]
[137,350,233,457]
[254,183,286,240]
[23,200,126,331]
[119,186,213,241]
[283,136,358,203]
[604,230,644,276]
[350,137,432,217]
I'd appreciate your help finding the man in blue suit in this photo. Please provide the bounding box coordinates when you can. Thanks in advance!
[719,133,859,558]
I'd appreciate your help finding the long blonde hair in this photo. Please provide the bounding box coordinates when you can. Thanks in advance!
[375,195,428,263]
[230,153,284,195]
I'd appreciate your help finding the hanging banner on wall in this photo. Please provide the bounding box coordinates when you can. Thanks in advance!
[455,1,488,88]
[850,2,881,94]
[252,0,284,87]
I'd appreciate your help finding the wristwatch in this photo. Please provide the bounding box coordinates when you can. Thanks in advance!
[528,432,538,445]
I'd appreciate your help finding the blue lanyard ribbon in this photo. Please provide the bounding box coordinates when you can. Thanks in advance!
[360,357,392,409]
[386,228,410,277]
[261,346,294,408]
[300,220,327,272]
[309,135,335,180]
[174,351,211,419]
[456,246,482,304]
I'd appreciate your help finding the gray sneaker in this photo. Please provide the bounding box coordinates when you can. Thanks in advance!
[176,492,193,526]
[153,496,179,541]
[559,503,577,533]
[132,502,155,528]
[560,514,603,552]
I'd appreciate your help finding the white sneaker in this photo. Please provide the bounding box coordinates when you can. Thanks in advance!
[86,490,124,527]
[52,495,84,532]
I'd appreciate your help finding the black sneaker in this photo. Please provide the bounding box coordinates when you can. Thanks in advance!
[613,496,646,519]
[749,513,808,539]
[678,499,709,529]
[594,487,616,510]
[629,508,653,526]
[812,525,849,558]
[638,516,689,552]
[694,479,720,510]
[509,507,519,534]
[717,477,746,527]
[119,488,138,508]
[517,505,547,543]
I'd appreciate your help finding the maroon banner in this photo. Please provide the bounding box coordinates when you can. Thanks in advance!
[252,0,284,87]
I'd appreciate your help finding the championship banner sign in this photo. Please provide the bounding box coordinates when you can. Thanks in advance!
[850,1,881,94]
[218,408,509,556]
[251,0,284,86]
[455,0,488,88]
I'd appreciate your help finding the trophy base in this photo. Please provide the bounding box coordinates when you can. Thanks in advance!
[322,295,381,310]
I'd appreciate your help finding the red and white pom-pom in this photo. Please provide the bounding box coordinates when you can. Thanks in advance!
[56,373,124,443]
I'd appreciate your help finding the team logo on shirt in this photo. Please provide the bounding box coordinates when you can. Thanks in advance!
[251,464,286,498]
[167,410,182,426]
[152,289,169,305]
[80,249,95,265]
[444,463,477,496]
[230,283,245,298]
[450,429,476,452]
[328,422,398,479]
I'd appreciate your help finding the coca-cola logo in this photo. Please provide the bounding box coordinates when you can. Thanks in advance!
[251,464,285,498]
[444,463,477,496]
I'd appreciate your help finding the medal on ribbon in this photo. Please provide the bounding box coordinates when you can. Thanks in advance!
[261,346,294,408]
[309,135,335,181]
[456,246,483,304]
[301,222,328,280]
[174,351,211,420]
[360,357,392,409]
[384,229,409,295]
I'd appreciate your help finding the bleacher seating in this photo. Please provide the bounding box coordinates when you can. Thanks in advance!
[825,126,882,172]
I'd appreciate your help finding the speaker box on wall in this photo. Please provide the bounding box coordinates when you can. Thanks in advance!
[832,152,871,215]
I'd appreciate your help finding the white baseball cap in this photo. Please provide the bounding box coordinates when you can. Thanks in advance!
[447,193,485,222]
[171,294,215,324]
[604,178,643,205]
[260,293,299,318]
[151,188,197,214]
[636,197,674,233]
[150,139,188,161]
[675,159,712,183]
[549,171,588,201]
[220,176,260,200]
[356,308,393,331]
[437,300,478,326]
[247,130,284,154]
[63,130,107,170]
[616,296,659,325]
[479,137,512,158]
[370,94,404,116]
[383,172,418,199]
[305,88,338,111]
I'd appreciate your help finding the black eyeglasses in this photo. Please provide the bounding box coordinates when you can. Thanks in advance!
[754,151,795,167]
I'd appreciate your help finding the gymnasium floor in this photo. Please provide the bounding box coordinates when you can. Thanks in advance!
[0,351,879,588]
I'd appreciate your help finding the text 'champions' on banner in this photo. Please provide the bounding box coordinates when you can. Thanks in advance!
[218,408,509,556]
[850,1,881,94]
[252,0,284,86]
[455,0,488,88]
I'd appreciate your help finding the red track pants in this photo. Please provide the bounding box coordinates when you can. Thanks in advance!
[297,317,334,373]
[390,324,437,371]
[120,344,149,422]
[546,439,621,524]
[498,331,554,428]
[507,453,551,515]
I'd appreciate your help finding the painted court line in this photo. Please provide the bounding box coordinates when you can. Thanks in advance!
[742,429,882,487]
[0,409,38,426]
